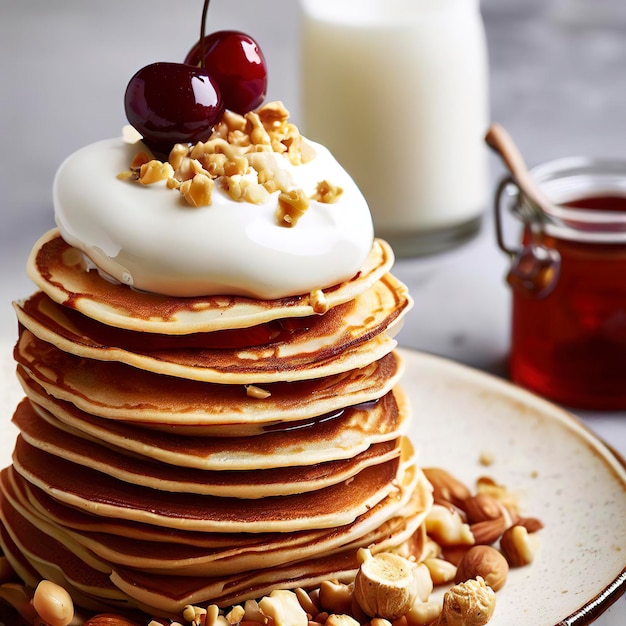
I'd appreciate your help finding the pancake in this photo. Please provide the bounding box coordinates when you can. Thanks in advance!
[15,328,404,432]
[14,277,408,382]
[2,463,431,578]
[12,436,410,532]
[8,464,425,553]
[13,398,402,497]
[17,386,408,470]
[27,230,395,334]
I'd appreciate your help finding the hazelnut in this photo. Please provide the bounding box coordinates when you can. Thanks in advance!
[455,546,509,592]
[435,577,496,626]
[500,525,540,567]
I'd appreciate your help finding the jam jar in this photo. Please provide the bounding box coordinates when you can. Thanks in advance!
[495,157,626,410]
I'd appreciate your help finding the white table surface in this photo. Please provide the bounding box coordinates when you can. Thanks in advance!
[0,1,624,623]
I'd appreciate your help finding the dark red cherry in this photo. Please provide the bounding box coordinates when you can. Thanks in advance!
[124,61,224,157]
[185,30,267,114]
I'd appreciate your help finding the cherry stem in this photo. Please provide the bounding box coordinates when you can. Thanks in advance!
[200,0,211,68]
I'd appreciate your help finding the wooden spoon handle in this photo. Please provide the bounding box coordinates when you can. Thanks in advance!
[485,123,550,210]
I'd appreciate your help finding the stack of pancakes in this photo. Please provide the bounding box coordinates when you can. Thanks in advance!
[0,229,433,618]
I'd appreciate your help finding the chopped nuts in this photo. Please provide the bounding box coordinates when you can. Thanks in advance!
[454,546,508,592]
[319,580,353,615]
[183,604,208,625]
[119,101,329,226]
[425,504,475,547]
[225,604,245,624]
[180,173,214,207]
[130,151,151,169]
[258,589,308,626]
[243,599,266,623]
[276,188,310,227]
[313,180,343,203]
[406,600,442,626]
[310,289,329,314]
[423,557,457,586]
[168,143,190,171]
[245,384,272,399]
[138,160,174,184]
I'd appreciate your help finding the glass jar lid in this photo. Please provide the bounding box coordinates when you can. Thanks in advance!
[516,157,626,243]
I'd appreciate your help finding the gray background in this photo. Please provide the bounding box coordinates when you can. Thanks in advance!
[1,1,625,621]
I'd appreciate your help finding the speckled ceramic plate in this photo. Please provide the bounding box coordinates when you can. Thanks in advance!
[0,345,624,623]
[399,348,625,625]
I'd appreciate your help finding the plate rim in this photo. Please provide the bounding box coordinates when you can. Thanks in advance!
[397,347,626,626]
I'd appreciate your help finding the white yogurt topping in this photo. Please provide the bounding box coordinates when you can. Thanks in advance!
[53,137,374,299]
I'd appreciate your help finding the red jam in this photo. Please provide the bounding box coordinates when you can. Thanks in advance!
[509,194,626,410]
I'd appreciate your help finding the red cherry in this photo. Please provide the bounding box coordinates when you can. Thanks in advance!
[124,61,224,157]
[185,30,267,114]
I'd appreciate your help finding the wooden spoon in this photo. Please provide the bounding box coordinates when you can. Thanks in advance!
[486,123,561,298]
[485,123,552,212]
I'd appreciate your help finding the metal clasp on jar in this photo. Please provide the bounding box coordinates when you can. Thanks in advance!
[494,175,561,299]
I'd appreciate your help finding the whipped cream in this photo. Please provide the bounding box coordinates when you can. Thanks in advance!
[53,137,374,299]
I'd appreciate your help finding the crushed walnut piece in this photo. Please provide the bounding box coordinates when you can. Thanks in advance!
[313,180,343,204]
[276,189,310,227]
[120,101,335,226]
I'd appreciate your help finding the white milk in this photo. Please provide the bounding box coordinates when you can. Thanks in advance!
[300,0,490,256]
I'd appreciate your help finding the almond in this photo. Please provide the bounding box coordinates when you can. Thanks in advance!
[463,494,503,524]
[516,516,544,533]
[423,468,471,510]
[470,515,508,545]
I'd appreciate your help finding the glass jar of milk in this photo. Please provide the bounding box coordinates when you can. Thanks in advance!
[299,0,490,257]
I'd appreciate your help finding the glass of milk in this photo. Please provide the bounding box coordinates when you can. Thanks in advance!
[299,0,490,257]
